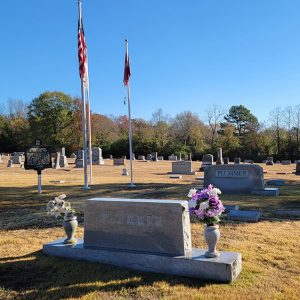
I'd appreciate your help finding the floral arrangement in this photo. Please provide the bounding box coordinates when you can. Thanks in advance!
[47,194,76,220]
[187,184,225,225]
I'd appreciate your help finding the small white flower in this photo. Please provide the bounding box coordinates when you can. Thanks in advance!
[199,201,209,210]
[210,188,222,195]
[187,188,197,198]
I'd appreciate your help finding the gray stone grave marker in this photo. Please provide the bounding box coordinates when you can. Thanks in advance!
[200,154,213,171]
[216,148,223,165]
[172,161,194,175]
[266,157,274,165]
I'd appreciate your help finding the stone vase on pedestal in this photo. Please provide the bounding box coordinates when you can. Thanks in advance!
[63,217,78,244]
[204,224,220,258]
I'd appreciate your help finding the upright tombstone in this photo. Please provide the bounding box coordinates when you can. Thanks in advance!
[75,150,84,168]
[200,154,213,171]
[146,154,152,161]
[54,152,61,169]
[296,162,300,175]
[172,161,194,175]
[131,153,136,160]
[224,157,230,165]
[266,157,274,166]
[137,155,145,161]
[113,158,125,166]
[25,139,52,193]
[151,152,158,161]
[91,147,104,165]
[70,153,76,159]
[216,148,223,165]
[7,160,13,167]
[12,153,22,164]
[179,153,182,161]
[234,157,241,164]
[157,156,164,161]
[204,164,278,195]
[281,160,291,165]
[122,168,129,176]
[61,147,66,156]
[168,154,178,161]
[0,153,2,163]
[44,198,242,283]
[189,153,192,161]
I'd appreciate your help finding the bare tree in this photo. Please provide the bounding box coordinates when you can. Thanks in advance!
[7,98,28,119]
[269,107,283,155]
[206,104,226,145]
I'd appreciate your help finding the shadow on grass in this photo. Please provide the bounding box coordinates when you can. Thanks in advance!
[0,250,209,300]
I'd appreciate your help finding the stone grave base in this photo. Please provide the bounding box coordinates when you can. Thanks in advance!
[251,188,279,196]
[43,239,241,283]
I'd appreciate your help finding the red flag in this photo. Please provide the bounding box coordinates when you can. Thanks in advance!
[78,17,88,86]
[123,40,131,86]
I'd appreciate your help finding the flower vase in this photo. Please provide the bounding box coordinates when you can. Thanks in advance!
[204,224,220,258]
[63,216,78,244]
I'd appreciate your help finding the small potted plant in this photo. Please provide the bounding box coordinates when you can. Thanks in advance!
[188,184,225,258]
[47,194,78,244]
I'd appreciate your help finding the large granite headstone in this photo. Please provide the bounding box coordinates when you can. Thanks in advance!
[204,164,266,194]
[43,197,242,283]
[171,161,194,175]
[84,198,192,256]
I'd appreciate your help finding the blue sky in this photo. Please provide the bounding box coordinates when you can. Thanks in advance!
[0,0,300,124]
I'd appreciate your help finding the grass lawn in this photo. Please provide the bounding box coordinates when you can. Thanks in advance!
[0,158,300,299]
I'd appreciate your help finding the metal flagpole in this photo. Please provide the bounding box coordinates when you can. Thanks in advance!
[125,39,135,188]
[78,0,89,190]
[86,66,93,184]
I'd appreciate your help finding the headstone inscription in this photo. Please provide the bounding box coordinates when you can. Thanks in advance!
[216,148,223,165]
[172,161,194,175]
[44,198,242,283]
[200,154,213,171]
[266,157,274,166]
[25,139,52,193]
[204,164,277,195]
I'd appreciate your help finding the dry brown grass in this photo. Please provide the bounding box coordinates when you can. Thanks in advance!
[0,158,300,299]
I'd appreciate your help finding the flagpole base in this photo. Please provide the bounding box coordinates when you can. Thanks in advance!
[129,184,136,188]
[81,186,90,190]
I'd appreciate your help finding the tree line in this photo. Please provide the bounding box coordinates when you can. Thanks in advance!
[0,91,299,161]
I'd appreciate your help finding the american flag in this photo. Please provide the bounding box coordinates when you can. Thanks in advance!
[78,16,88,87]
[123,40,131,86]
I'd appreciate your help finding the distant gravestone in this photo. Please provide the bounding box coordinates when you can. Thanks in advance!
[276,160,281,164]
[91,147,104,165]
[179,153,182,161]
[168,154,177,161]
[151,152,158,161]
[244,159,254,164]
[137,155,145,160]
[146,154,152,161]
[224,157,230,164]
[113,158,125,166]
[281,160,291,165]
[12,153,22,164]
[216,148,223,165]
[200,154,213,171]
[296,162,300,175]
[266,157,274,166]
[131,153,135,160]
[204,164,266,194]
[234,157,241,164]
[54,152,61,169]
[227,210,261,222]
[0,154,2,163]
[172,161,194,175]
[70,153,76,159]
[122,168,129,176]
[7,159,13,167]
[157,156,164,160]
[189,153,192,161]
[61,147,66,156]
[75,150,84,168]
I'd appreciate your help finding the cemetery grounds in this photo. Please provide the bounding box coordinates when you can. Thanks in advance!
[0,157,299,300]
